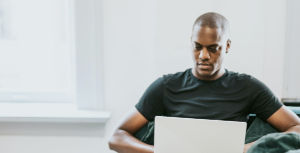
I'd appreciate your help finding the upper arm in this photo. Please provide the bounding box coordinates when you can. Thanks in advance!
[267,106,300,132]
[117,108,149,134]
[135,77,165,121]
[248,76,283,121]
[116,77,164,134]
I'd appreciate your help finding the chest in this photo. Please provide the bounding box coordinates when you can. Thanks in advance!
[163,85,252,121]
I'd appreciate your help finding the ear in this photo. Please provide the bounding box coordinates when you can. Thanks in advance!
[226,39,231,53]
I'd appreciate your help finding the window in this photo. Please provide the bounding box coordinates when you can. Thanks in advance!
[0,0,104,111]
[0,0,74,103]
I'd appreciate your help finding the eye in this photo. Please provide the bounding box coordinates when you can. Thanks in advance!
[207,46,219,53]
[194,45,203,51]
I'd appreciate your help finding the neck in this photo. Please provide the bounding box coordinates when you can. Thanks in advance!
[192,67,226,81]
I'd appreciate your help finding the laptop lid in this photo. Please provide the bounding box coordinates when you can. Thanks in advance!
[154,116,246,153]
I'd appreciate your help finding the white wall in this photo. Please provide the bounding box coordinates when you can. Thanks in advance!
[0,0,288,153]
[103,1,287,153]
[283,0,300,99]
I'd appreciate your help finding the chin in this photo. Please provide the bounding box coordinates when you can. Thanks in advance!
[196,69,213,77]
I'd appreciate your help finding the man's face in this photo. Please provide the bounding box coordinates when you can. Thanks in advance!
[191,26,230,80]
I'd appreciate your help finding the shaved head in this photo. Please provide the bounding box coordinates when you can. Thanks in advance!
[191,12,231,81]
[192,12,230,40]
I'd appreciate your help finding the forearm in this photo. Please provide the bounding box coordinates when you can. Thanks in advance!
[244,141,255,153]
[109,129,154,153]
[285,125,300,133]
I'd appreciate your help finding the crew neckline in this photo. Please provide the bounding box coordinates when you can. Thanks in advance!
[189,68,229,83]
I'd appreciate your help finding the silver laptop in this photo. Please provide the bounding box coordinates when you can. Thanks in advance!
[154,116,246,153]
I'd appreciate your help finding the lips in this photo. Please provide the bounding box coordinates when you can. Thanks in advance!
[197,63,212,69]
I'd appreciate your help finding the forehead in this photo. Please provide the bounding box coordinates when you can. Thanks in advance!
[191,26,223,45]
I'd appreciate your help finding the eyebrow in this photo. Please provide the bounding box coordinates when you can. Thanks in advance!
[194,41,219,47]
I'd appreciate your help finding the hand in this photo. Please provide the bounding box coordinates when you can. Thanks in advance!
[243,142,255,153]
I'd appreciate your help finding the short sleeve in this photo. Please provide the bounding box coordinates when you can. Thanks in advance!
[135,77,165,121]
[249,77,283,121]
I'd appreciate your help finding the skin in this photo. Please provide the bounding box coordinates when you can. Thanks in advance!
[191,25,230,81]
[108,109,152,153]
[108,25,300,153]
[244,106,300,152]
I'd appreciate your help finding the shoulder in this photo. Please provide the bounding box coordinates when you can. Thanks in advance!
[226,70,260,83]
[226,70,252,81]
[145,69,191,91]
[162,69,190,83]
[226,70,269,90]
[161,68,200,91]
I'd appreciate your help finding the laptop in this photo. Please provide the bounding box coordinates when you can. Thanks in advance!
[154,116,247,153]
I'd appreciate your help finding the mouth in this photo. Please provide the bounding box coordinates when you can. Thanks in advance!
[197,63,212,70]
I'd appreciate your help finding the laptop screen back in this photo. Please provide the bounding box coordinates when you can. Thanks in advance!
[154,116,246,153]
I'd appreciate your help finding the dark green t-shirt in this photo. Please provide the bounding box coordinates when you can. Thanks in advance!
[135,68,282,122]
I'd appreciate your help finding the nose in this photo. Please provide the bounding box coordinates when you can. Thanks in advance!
[198,48,210,60]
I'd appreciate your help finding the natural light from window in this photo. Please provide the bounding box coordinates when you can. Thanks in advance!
[0,0,74,103]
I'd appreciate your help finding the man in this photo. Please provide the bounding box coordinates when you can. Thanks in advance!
[108,12,300,153]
